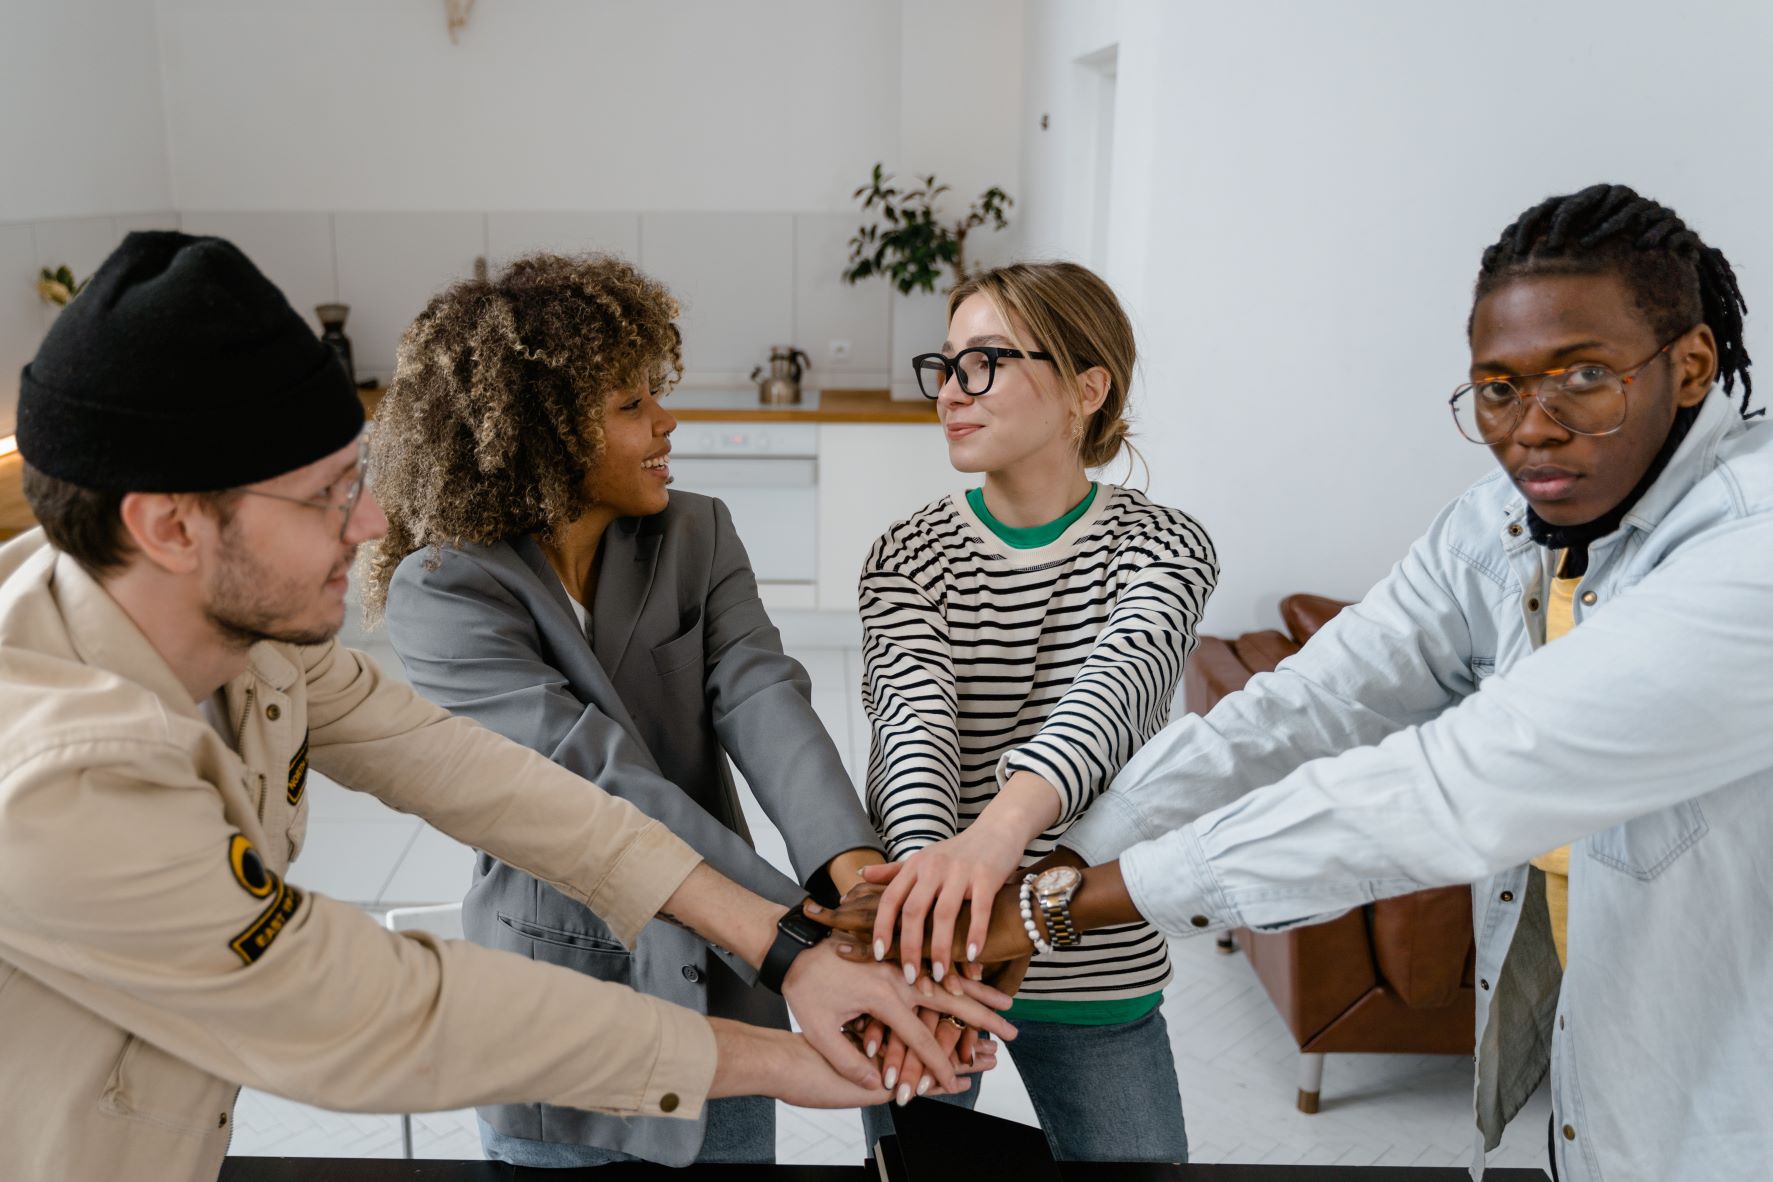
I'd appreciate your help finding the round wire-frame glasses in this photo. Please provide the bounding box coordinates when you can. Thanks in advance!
[1449,335,1685,445]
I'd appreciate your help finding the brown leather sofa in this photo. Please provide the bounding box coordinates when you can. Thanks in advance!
[1185,594,1476,1114]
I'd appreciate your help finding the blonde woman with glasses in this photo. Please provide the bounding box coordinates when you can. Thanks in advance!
[841,261,1218,1162]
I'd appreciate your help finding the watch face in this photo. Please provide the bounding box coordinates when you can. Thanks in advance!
[1035,865,1082,898]
[780,907,828,947]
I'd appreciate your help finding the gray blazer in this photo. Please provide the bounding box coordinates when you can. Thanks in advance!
[385,491,879,1164]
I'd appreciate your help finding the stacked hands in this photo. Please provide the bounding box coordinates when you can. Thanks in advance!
[795,821,1065,1107]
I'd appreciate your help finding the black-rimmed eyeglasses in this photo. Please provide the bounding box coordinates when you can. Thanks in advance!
[912,347,1057,399]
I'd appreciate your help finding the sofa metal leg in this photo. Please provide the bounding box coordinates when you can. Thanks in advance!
[1296,1052,1324,1114]
[1215,932,1237,954]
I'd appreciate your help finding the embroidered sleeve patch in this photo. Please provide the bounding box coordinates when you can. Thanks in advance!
[286,732,310,807]
[230,880,303,965]
[228,834,275,899]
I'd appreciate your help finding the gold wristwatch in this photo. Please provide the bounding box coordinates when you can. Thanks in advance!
[1032,865,1084,948]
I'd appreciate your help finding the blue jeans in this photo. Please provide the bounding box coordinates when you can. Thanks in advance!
[861,1006,1187,1163]
[477,1095,774,1166]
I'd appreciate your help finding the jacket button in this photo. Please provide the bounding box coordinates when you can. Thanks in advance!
[1581,591,1597,606]
[659,1093,680,1113]
[1562,1124,1576,1141]
[265,704,281,721]
[1479,979,1490,990]
[682,965,702,983]
[218,1113,228,1128]
[1507,523,1523,536]
[1190,915,1210,928]
[1526,598,1540,612]
[1500,890,1514,903]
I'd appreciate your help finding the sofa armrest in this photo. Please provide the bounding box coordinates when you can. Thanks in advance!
[1369,886,1475,1009]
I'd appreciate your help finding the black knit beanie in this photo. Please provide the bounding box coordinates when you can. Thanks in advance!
[16,231,364,493]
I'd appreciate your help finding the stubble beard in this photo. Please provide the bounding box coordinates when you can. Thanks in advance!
[205,530,347,650]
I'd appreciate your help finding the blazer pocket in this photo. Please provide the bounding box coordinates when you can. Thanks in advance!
[1585,800,1708,881]
[651,606,705,676]
[496,911,631,956]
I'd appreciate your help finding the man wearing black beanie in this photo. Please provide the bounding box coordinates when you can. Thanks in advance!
[0,233,1013,1182]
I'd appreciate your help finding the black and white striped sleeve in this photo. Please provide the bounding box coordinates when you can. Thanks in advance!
[859,531,963,860]
[1000,520,1218,826]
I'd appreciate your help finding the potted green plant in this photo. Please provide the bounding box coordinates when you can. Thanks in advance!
[842,163,1012,295]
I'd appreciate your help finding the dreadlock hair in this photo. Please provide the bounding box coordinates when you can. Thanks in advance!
[1473,183,1755,418]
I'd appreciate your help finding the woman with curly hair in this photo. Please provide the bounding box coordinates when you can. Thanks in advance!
[363,254,898,1168]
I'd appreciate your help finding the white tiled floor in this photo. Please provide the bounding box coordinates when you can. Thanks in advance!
[237,618,1549,1173]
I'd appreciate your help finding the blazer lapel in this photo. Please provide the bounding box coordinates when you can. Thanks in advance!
[592,514,664,676]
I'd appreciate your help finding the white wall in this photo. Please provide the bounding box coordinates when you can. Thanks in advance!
[1023,0,1773,634]
[0,0,177,435]
[0,0,172,222]
[158,0,909,214]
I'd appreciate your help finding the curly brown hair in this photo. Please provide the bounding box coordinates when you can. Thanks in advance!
[359,252,682,620]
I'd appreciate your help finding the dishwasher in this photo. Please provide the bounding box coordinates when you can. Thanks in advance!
[667,421,818,608]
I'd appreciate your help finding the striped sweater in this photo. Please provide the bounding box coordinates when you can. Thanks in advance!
[859,485,1218,1001]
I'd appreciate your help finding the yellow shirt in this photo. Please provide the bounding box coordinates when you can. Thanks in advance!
[1528,553,1579,968]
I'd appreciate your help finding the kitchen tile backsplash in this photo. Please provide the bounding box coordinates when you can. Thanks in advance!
[486,212,640,269]
[334,213,489,380]
[641,212,795,379]
[4,207,901,435]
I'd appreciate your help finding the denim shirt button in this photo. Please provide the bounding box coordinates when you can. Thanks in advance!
[1507,523,1523,537]
[1190,915,1211,928]
[1563,1124,1577,1141]
[1581,590,1598,605]
[1500,890,1515,903]
[1527,598,1540,613]
[1480,978,1490,990]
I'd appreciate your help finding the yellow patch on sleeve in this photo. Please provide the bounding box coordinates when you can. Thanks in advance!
[230,880,303,966]
[286,733,310,807]
[228,834,275,899]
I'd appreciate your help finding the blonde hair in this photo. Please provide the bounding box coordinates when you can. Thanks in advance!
[946,260,1140,474]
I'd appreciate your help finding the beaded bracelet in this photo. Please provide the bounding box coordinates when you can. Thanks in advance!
[1018,873,1054,956]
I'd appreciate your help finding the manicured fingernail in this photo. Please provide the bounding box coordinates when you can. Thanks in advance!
[896,1084,912,1107]
[865,1039,879,1058]
[916,1077,932,1096]
[967,943,979,962]
[837,944,854,955]
[874,940,886,961]
[931,962,945,983]
[884,1067,898,1090]
[903,962,918,985]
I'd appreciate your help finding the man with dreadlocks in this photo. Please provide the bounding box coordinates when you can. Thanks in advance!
[825,184,1772,1181]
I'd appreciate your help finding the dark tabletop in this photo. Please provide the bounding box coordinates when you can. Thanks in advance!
[222,1158,1548,1180]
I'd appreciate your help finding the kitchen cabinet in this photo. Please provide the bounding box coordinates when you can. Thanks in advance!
[814,422,969,611]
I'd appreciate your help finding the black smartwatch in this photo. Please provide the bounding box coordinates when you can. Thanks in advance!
[759,901,829,994]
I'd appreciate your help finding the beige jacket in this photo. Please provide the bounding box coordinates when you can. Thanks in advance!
[0,533,717,1182]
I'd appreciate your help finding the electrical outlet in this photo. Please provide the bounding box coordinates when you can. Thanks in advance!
[828,339,852,362]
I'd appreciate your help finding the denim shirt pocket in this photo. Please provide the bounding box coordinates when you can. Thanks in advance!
[1585,800,1709,880]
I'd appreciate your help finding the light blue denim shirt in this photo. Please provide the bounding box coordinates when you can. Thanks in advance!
[1064,390,1773,1182]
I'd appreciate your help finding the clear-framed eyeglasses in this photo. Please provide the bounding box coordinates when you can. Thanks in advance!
[911,346,1057,399]
[1448,334,1686,445]
[237,428,373,542]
